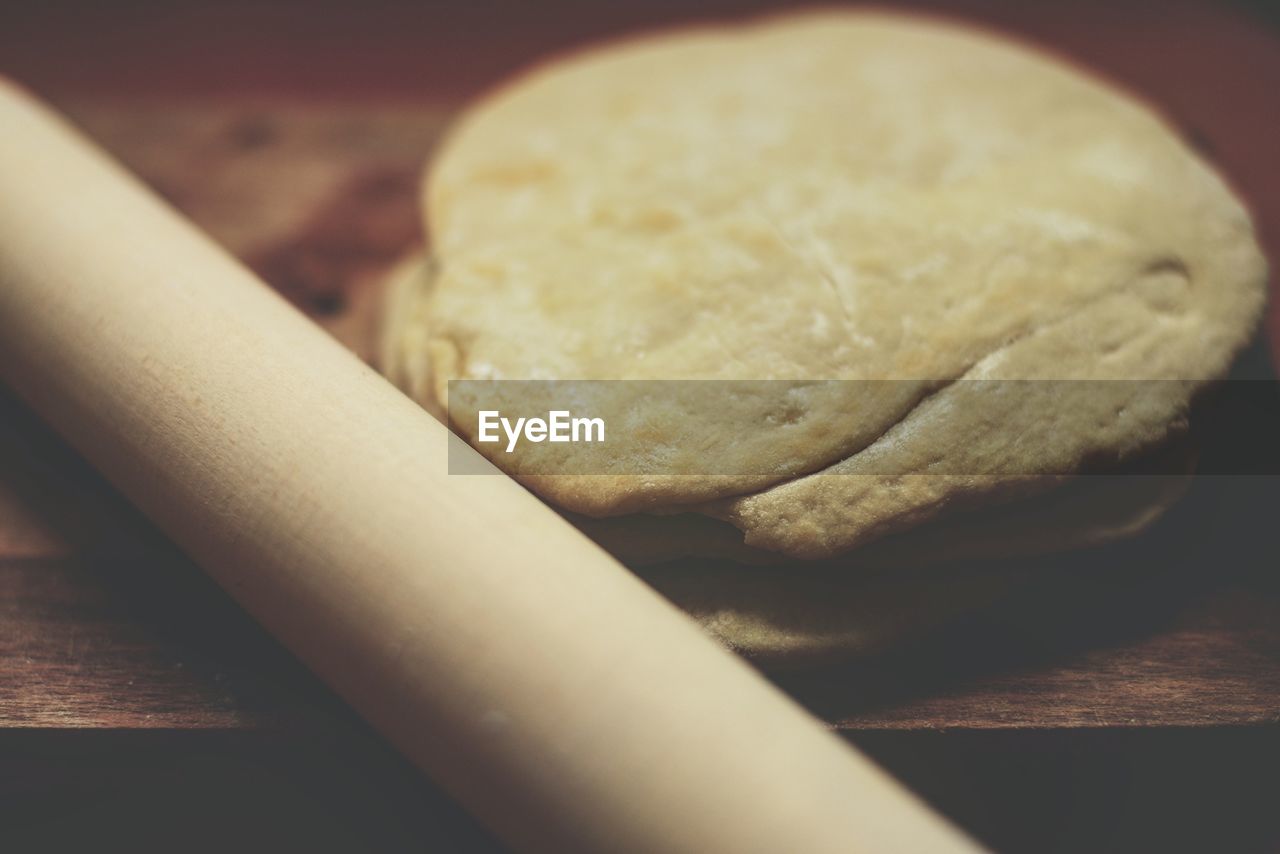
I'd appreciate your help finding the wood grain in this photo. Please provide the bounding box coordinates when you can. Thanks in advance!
[0,101,1276,733]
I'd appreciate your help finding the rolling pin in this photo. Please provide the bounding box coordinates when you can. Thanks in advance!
[0,81,979,853]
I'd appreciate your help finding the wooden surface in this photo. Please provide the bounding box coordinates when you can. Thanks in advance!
[0,100,1276,734]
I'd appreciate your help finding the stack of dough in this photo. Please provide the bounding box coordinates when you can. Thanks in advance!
[381,11,1266,664]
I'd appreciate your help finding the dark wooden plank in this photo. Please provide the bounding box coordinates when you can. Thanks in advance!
[0,556,307,729]
[3,521,1278,730]
[3,419,1278,729]
[66,102,448,362]
[1,32,1279,730]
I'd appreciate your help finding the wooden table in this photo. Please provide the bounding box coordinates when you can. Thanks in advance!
[2,2,1278,851]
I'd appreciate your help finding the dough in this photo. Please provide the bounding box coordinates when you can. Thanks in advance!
[404,11,1264,559]
[380,10,1267,660]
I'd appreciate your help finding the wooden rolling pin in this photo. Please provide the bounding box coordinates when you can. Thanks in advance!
[0,81,979,853]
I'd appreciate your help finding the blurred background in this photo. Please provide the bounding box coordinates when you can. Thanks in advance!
[2,0,1278,104]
